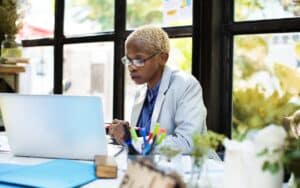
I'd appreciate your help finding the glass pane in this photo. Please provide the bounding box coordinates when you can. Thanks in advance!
[18,0,54,39]
[124,37,192,121]
[64,0,114,36]
[232,33,300,139]
[235,0,300,22]
[18,47,54,94]
[127,0,192,29]
[64,42,114,121]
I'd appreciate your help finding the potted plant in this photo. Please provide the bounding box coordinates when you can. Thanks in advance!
[189,131,225,188]
[0,0,24,56]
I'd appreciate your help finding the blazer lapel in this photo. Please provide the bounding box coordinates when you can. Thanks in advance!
[131,85,147,127]
[150,66,174,131]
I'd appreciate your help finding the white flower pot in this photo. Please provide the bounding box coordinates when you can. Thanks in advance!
[224,139,283,188]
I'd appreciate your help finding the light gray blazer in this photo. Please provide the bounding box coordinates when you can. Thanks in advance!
[130,65,207,153]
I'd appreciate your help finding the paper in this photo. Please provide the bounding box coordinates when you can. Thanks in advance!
[0,159,97,188]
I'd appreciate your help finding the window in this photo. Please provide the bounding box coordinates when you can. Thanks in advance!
[18,0,54,40]
[13,0,196,125]
[232,33,300,138]
[222,1,300,137]
[19,47,54,94]
[64,42,114,120]
[234,0,300,22]
[64,0,114,36]
[127,0,192,29]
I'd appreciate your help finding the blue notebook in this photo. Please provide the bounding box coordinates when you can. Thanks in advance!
[0,164,25,174]
[0,164,26,188]
[0,159,97,188]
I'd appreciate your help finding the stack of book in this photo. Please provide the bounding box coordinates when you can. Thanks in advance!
[0,57,29,73]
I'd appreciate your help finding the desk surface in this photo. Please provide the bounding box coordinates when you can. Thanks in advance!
[0,132,127,187]
[0,133,247,188]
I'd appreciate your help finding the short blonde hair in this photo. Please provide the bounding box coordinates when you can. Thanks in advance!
[125,25,170,54]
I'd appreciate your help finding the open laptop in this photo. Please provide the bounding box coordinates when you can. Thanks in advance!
[0,94,107,160]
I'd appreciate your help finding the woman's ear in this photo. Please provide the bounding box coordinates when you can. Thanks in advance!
[159,53,169,66]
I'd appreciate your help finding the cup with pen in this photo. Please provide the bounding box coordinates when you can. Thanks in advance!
[126,123,166,156]
[126,123,183,174]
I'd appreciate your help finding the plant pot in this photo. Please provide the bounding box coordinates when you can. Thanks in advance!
[224,140,284,188]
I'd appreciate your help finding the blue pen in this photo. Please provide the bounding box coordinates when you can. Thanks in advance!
[143,135,157,155]
[141,128,151,155]
[140,127,147,144]
[125,140,140,155]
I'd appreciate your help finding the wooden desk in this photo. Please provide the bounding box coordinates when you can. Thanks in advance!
[0,64,25,92]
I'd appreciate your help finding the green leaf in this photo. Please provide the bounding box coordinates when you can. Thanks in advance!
[257,148,268,157]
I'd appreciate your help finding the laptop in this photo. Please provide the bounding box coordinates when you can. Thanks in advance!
[0,94,107,160]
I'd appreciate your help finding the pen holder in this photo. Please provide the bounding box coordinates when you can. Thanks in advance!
[126,125,166,157]
[126,137,157,156]
[126,127,159,156]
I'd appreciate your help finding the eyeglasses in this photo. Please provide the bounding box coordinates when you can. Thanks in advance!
[121,52,161,67]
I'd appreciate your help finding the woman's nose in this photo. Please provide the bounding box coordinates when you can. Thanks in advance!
[128,64,137,72]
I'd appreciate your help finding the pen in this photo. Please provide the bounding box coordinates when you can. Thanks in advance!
[157,132,166,145]
[147,132,153,142]
[153,123,160,136]
[158,128,166,134]
[130,127,139,142]
[146,135,157,155]
[140,128,147,144]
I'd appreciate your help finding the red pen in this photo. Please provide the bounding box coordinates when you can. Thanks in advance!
[147,132,153,142]
[158,128,166,134]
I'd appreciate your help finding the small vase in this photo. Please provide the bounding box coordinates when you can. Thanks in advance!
[188,156,212,188]
[1,34,22,58]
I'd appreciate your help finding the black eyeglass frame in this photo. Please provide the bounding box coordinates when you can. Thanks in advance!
[121,51,161,67]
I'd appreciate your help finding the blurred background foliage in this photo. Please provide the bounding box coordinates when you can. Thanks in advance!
[233,34,300,139]
[170,38,192,72]
[126,0,162,29]
[235,0,264,21]
[233,0,300,139]
[66,0,114,31]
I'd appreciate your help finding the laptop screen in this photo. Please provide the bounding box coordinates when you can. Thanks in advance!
[0,94,107,160]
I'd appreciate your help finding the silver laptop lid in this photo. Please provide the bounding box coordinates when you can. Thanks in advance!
[0,94,107,160]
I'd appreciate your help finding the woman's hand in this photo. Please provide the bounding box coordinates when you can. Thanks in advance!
[108,119,131,145]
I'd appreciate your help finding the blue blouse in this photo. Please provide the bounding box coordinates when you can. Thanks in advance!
[137,81,161,134]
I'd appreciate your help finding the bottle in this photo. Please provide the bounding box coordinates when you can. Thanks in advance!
[1,34,22,58]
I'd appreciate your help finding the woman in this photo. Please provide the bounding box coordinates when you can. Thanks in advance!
[109,25,207,153]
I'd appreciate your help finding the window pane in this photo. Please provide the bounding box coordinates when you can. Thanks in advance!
[232,33,300,139]
[169,38,192,73]
[64,42,113,121]
[235,0,300,22]
[64,0,114,36]
[124,37,192,121]
[18,47,54,94]
[127,0,192,29]
[18,0,54,39]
